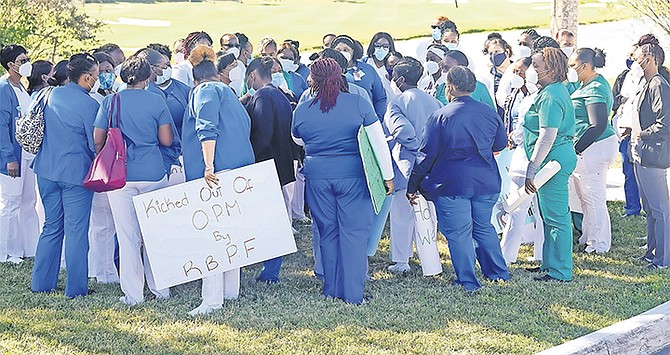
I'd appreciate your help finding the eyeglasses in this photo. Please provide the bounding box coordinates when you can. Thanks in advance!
[374,44,390,50]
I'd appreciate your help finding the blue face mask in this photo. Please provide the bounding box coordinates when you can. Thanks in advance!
[431,28,442,41]
[99,72,116,90]
[374,47,389,61]
[248,87,256,96]
[490,52,507,67]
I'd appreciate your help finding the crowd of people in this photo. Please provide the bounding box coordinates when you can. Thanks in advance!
[0,15,669,315]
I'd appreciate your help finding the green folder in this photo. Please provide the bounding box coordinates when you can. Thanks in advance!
[358,126,386,214]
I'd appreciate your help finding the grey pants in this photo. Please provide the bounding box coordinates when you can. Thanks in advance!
[635,164,670,266]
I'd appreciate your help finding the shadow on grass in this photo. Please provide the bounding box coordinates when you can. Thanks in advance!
[0,201,668,354]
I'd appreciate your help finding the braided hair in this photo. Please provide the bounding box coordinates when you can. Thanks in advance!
[182,31,213,57]
[539,47,568,83]
[309,58,346,113]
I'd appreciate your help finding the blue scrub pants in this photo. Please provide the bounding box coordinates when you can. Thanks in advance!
[434,194,510,291]
[31,177,93,298]
[257,257,282,283]
[620,137,642,215]
[306,177,373,304]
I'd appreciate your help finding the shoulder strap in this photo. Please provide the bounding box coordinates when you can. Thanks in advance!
[108,93,121,128]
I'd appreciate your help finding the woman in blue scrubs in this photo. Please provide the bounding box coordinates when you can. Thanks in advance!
[407,66,510,292]
[31,53,101,298]
[331,35,388,121]
[94,55,175,305]
[182,46,256,316]
[293,58,394,304]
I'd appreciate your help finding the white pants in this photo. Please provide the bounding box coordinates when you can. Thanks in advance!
[88,192,119,283]
[0,154,39,260]
[199,269,241,307]
[107,178,169,304]
[574,135,618,253]
[500,175,544,263]
[167,156,186,187]
[282,161,306,220]
[390,189,416,263]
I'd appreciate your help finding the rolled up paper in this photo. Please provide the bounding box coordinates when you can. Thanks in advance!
[413,195,443,276]
[502,160,561,214]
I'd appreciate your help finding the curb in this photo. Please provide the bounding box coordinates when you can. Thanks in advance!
[536,300,670,355]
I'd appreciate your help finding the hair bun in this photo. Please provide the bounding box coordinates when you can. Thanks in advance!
[593,48,606,68]
[189,45,216,67]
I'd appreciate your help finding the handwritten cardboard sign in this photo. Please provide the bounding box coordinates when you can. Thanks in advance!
[132,160,297,289]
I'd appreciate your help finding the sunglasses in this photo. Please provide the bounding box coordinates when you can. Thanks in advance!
[15,58,30,65]
[431,25,441,29]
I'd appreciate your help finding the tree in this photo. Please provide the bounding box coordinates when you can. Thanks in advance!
[550,0,579,41]
[0,0,102,61]
[620,0,670,37]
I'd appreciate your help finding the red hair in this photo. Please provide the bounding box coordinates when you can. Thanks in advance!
[309,58,345,113]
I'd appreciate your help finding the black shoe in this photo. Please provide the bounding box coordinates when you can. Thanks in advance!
[525,267,542,273]
[534,274,570,282]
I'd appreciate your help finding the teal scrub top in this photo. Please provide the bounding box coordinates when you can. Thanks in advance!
[570,74,616,143]
[94,90,173,182]
[435,81,495,109]
[523,82,577,171]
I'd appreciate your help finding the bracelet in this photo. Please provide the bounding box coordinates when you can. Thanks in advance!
[205,166,214,171]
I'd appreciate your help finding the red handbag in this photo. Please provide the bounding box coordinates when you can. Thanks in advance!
[83,93,127,192]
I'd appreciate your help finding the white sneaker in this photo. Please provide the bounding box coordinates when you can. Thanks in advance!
[387,263,410,274]
[119,296,142,306]
[7,256,23,264]
[188,303,222,317]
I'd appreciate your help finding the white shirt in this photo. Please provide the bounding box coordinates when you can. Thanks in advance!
[172,60,194,88]
[366,57,395,101]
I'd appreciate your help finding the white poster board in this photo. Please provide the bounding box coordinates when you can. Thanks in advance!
[132,160,297,290]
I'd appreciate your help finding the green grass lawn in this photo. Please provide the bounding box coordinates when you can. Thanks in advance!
[1,201,669,354]
[84,0,624,52]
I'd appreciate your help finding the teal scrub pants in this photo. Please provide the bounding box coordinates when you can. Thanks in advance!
[537,169,574,281]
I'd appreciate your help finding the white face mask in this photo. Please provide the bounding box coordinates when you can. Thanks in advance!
[156,67,172,85]
[525,82,539,94]
[431,28,442,41]
[18,62,32,77]
[425,61,440,75]
[174,52,185,64]
[518,45,531,58]
[271,72,288,90]
[90,78,100,93]
[629,60,645,80]
[279,58,299,73]
[227,47,240,59]
[561,46,575,58]
[525,66,538,85]
[511,74,524,89]
[339,50,352,63]
[567,67,579,83]
[445,42,459,51]
[114,66,122,78]
[390,79,402,95]
[229,65,244,82]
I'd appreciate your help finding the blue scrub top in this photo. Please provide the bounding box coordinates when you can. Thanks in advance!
[407,96,507,199]
[183,81,255,182]
[94,89,173,182]
[147,80,190,137]
[0,77,22,175]
[293,92,378,180]
[287,71,308,102]
[296,63,310,83]
[33,83,100,186]
[345,60,387,121]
